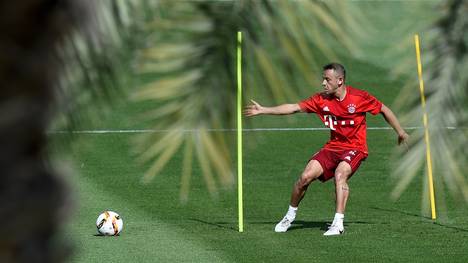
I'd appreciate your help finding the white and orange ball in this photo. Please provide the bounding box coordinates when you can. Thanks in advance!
[96,211,123,236]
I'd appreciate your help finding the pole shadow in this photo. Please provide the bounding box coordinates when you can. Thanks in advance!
[370,206,425,219]
[189,218,237,231]
[370,206,468,232]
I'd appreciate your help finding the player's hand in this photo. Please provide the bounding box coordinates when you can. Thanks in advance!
[398,131,409,150]
[244,99,264,116]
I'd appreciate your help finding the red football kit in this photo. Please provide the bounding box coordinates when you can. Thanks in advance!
[298,86,383,181]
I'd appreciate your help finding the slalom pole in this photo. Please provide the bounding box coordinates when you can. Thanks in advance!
[237,31,244,232]
[414,34,436,220]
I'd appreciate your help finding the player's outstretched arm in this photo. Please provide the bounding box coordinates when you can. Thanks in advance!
[380,104,409,146]
[244,100,301,117]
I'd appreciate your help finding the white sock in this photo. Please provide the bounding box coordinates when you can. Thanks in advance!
[285,205,298,221]
[332,213,344,227]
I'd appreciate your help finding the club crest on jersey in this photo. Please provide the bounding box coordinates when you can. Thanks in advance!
[347,104,356,113]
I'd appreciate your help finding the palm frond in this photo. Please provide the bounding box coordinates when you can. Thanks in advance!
[392,0,468,212]
[244,0,366,101]
[130,2,236,199]
[131,0,367,200]
[54,0,150,130]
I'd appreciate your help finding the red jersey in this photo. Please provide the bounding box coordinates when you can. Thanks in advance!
[298,86,382,154]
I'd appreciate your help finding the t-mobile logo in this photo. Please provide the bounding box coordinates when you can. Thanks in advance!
[324,115,337,130]
[324,115,354,130]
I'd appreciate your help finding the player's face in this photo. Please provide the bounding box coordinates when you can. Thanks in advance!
[321,69,344,95]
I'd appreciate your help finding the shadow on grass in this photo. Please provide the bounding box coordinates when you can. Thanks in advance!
[370,206,425,219]
[370,207,468,232]
[431,222,468,233]
[288,220,329,231]
[251,220,372,232]
[189,218,237,231]
[93,234,121,237]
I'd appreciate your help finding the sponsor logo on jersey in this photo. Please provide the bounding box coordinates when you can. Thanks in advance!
[324,115,356,130]
[324,115,337,130]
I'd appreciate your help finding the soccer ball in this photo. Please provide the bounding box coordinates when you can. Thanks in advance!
[96,211,123,236]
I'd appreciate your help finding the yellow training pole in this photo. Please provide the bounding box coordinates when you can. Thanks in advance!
[414,34,436,220]
[237,31,244,232]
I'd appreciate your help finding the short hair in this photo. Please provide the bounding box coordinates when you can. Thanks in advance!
[323,63,346,80]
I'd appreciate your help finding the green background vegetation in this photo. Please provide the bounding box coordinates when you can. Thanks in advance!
[51,1,467,262]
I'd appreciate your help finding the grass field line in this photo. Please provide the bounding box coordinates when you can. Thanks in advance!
[51,126,458,134]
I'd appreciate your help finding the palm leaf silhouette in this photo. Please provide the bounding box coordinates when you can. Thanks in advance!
[130,0,364,200]
[391,0,468,214]
[0,0,367,260]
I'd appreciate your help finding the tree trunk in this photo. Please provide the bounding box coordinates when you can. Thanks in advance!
[0,1,87,262]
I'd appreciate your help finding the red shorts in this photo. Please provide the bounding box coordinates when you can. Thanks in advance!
[310,148,368,182]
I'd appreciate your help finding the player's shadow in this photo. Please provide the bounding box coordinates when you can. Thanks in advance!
[288,220,329,231]
[250,220,330,231]
[288,220,372,231]
[190,219,374,232]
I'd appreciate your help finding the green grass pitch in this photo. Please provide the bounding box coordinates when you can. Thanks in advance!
[60,129,468,263]
[52,1,468,262]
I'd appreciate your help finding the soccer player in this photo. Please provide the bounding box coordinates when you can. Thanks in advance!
[244,63,409,236]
